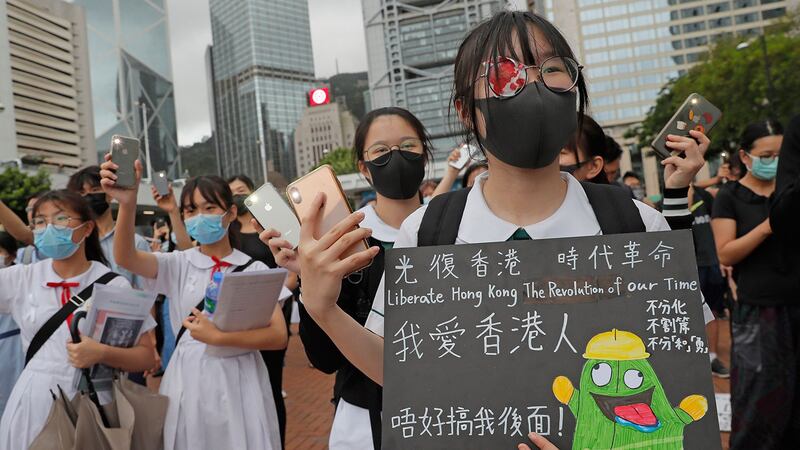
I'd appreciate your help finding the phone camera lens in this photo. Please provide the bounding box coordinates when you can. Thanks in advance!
[289,187,302,204]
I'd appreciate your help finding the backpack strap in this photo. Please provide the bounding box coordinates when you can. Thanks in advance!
[417,188,472,247]
[25,272,120,366]
[174,259,255,345]
[580,181,646,234]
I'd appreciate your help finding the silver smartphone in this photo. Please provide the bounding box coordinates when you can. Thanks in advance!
[651,93,722,160]
[110,135,140,188]
[449,143,473,170]
[245,183,301,249]
[152,170,169,196]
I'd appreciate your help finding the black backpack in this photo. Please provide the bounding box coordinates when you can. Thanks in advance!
[418,182,645,247]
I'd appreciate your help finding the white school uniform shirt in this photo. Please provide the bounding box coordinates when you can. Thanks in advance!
[365,172,714,337]
[144,247,286,450]
[0,260,151,450]
[329,204,399,450]
[99,228,151,288]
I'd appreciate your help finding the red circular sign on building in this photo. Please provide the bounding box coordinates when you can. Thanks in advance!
[309,87,330,106]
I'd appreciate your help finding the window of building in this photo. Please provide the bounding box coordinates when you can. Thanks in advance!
[580,9,603,21]
[709,16,733,28]
[685,36,708,47]
[585,51,609,64]
[606,18,630,32]
[594,95,615,107]
[681,6,705,18]
[686,51,708,63]
[683,21,707,33]
[584,36,608,50]
[608,33,631,46]
[733,0,757,8]
[762,7,787,20]
[583,22,605,35]
[633,29,656,41]
[631,14,655,27]
[611,47,633,59]
[604,4,628,17]
[672,40,683,50]
[735,12,759,24]
[706,1,731,14]
[629,1,653,13]
[594,110,616,122]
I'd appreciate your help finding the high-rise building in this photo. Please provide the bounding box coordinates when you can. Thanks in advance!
[0,0,94,169]
[547,0,798,188]
[362,0,505,156]
[294,101,358,176]
[209,0,316,184]
[73,0,179,177]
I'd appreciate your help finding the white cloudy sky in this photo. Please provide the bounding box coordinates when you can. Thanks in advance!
[167,0,368,145]
[167,0,527,145]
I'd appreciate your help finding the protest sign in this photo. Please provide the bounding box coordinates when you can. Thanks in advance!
[383,230,720,449]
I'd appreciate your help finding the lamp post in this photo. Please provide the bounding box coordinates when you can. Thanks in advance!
[135,101,153,181]
[736,33,775,110]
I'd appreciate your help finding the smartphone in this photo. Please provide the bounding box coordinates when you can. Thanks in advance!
[449,144,473,170]
[152,170,169,197]
[651,93,722,159]
[245,183,302,249]
[286,165,370,272]
[110,135,140,188]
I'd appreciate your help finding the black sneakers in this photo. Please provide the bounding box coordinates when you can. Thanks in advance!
[712,358,730,378]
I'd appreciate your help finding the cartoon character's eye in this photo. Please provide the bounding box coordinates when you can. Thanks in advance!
[624,369,644,389]
[591,362,612,387]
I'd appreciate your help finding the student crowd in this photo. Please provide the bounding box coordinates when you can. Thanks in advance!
[0,9,798,450]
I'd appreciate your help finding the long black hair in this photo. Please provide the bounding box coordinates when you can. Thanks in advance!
[452,10,588,153]
[564,115,609,184]
[32,190,108,266]
[180,175,240,248]
[353,107,435,167]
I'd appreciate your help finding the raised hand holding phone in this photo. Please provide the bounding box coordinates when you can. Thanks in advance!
[100,153,142,207]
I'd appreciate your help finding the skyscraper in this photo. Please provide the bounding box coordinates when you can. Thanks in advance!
[0,0,94,169]
[294,100,358,176]
[362,0,505,156]
[209,0,316,184]
[73,0,179,177]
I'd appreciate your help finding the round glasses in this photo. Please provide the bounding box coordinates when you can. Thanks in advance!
[478,56,583,98]
[365,139,425,165]
[31,214,82,230]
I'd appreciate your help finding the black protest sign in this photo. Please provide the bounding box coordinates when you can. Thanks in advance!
[382,230,720,450]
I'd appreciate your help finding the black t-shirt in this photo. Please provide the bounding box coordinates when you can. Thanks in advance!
[712,181,794,305]
[237,232,277,268]
[690,187,718,267]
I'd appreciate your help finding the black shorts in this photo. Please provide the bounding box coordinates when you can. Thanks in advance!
[698,264,726,316]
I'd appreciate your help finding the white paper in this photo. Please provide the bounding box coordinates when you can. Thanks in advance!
[204,268,289,358]
[73,285,158,391]
[715,393,731,432]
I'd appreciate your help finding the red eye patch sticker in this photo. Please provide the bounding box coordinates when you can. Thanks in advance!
[703,112,713,124]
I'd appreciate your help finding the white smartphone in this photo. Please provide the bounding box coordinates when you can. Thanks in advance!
[449,143,473,170]
[245,183,302,249]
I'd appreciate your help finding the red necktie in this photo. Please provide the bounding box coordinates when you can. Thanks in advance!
[210,256,232,278]
[46,281,80,328]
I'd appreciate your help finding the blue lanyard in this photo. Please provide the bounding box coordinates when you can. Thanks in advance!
[0,329,21,341]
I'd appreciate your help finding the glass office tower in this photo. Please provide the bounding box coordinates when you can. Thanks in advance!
[209,0,316,184]
[74,0,179,176]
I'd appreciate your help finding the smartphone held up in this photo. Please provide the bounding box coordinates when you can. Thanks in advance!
[109,135,140,188]
[651,93,721,160]
[245,183,302,249]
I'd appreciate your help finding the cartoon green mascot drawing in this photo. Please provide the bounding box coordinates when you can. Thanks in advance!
[552,329,708,449]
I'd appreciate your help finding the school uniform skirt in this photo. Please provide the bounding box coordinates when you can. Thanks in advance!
[329,399,375,449]
[0,357,76,450]
[160,337,281,450]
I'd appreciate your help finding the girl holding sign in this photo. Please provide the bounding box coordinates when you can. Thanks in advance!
[273,10,712,449]
[0,190,157,450]
[262,107,432,449]
[100,161,289,450]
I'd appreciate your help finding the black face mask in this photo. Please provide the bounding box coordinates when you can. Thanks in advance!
[86,193,109,216]
[364,150,425,200]
[233,195,248,216]
[476,84,578,169]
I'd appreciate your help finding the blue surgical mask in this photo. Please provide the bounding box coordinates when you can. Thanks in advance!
[747,153,779,181]
[33,223,86,260]
[185,213,228,245]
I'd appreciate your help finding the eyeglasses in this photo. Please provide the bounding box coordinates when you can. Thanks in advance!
[477,56,583,98]
[746,152,779,164]
[365,139,425,164]
[31,214,82,230]
[560,160,586,175]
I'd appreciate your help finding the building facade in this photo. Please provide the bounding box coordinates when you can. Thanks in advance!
[209,0,316,185]
[73,0,179,177]
[0,0,94,169]
[547,0,798,189]
[362,0,505,157]
[294,101,358,176]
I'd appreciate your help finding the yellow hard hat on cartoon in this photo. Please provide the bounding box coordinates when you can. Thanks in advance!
[582,329,650,361]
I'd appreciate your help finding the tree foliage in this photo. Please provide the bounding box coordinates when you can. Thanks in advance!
[314,147,357,175]
[627,13,800,157]
[0,166,51,217]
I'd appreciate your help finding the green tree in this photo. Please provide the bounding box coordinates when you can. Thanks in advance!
[314,147,357,175]
[627,14,800,157]
[0,166,51,217]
